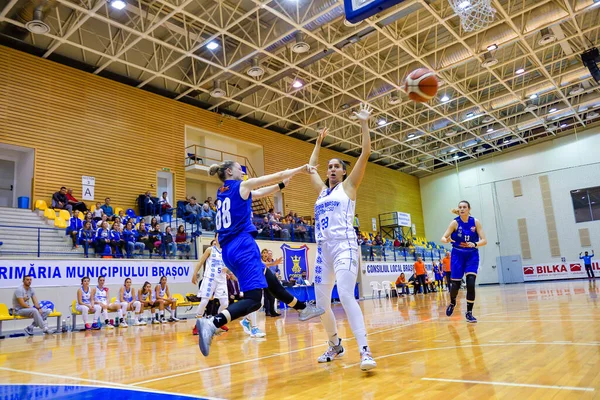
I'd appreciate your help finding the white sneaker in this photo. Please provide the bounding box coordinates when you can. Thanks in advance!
[240,318,251,335]
[133,319,144,326]
[298,302,325,321]
[152,318,160,325]
[317,339,345,363]
[172,316,180,322]
[250,327,266,338]
[196,317,218,357]
[120,321,129,328]
[359,346,377,371]
[105,323,115,329]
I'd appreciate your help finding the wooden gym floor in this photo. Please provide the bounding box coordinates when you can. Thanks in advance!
[1,280,600,399]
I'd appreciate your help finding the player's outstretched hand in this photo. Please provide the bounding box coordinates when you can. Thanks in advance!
[302,164,318,174]
[353,103,372,121]
[316,127,328,143]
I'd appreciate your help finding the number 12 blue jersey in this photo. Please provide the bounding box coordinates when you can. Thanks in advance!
[215,180,257,247]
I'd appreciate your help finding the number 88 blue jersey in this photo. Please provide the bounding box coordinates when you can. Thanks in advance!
[215,180,257,247]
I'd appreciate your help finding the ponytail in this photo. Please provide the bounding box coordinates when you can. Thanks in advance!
[451,208,460,215]
[209,160,236,182]
[452,200,471,215]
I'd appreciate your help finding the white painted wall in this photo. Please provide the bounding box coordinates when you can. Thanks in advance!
[420,127,600,284]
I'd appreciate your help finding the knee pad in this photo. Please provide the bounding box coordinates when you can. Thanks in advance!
[466,274,476,301]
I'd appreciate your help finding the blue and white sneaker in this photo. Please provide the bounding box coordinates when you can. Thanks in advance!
[318,339,345,363]
[446,303,455,317]
[465,312,477,323]
[196,317,218,357]
[240,318,251,335]
[250,327,266,338]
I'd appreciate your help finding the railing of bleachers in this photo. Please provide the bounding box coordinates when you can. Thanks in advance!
[0,223,199,260]
[359,245,447,262]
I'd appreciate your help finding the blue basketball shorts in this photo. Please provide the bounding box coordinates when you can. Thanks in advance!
[221,233,267,292]
[450,248,479,280]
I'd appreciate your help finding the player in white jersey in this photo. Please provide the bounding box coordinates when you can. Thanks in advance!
[154,276,179,323]
[307,103,376,371]
[138,281,163,324]
[192,239,230,331]
[119,278,145,326]
[90,276,121,329]
[76,276,102,330]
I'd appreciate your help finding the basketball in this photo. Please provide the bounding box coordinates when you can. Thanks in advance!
[403,68,439,103]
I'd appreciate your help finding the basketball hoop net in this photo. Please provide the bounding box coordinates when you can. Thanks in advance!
[448,0,496,32]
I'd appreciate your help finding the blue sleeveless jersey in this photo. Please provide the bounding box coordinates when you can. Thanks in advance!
[216,180,257,247]
[451,216,479,251]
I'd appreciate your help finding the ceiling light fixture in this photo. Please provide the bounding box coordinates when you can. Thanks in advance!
[377,119,387,126]
[407,133,415,138]
[549,108,557,113]
[210,80,226,98]
[292,79,304,88]
[110,0,126,9]
[560,123,567,128]
[538,27,556,46]
[389,91,401,105]
[206,41,219,50]
[481,51,498,68]
[529,93,538,99]
[453,154,460,159]
[487,128,494,133]
[486,44,498,51]
[292,32,310,54]
[569,86,584,96]
[515,68,525,75]
[441,94,450,102]
[466,112,474,118]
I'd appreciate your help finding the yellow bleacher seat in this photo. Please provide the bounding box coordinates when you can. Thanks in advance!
[44,208,56,220]
[110,297,117,303]
[35,200,48,211]
[58,210,70,220]
[0,304,12,322]
[90,204,96,213]
[114,207,124,216]
[54,217,67,229]
[77,212,84,221]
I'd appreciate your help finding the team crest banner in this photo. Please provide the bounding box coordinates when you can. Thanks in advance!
[281,244,309,281]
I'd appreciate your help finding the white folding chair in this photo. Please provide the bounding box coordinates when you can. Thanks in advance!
[381,280,392,298]
[370,281,382,298]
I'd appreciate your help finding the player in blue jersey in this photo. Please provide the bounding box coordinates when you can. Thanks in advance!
[441,200,488,323]
[195,161,325,356]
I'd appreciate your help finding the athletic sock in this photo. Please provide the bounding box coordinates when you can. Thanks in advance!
[467,302,474,312]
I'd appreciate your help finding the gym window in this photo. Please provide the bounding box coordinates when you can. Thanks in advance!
[571,186,600,223]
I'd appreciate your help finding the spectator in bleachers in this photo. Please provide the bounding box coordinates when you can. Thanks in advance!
[83,211,94,228]
[66,188,88,212]
[113,217,123,231]
[175,225,191,259]
[185,196,202,228]
[100,198,115,221]
[137,221,153,256]
[158,191,171,215]
[294,270,309,286]
[149,223,162,257]
[295,217,308,241]
[269,213,289,239]
[92,202,104,222]
[123,221,144,258]
[374,234,383,246]
[206,196,216,212]
[200,203,216,231]
[96,214,108,229]
[76,276,100,330]
[95,221,112,257]
[393,238,401,247]
[357,233,365,246]
[13,275,53,335]
[255,216,270,238]
[110,224,126,258]
[117,209,127,224]
[79,221,96,258]
[149,217,159,230]
[144,191,157,216]
[163,226,177,259]
[52,186,72,214]
[395,273,408,296]
[67,210,83,249]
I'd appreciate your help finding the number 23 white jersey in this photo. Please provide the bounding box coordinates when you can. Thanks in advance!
[314,183,357,243]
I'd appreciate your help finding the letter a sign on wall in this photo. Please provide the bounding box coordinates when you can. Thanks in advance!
[82,175,95,201]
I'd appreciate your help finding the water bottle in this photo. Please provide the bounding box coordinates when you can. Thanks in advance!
[127,312,132,325]
[66,316,71,332]
[62,319,67,333]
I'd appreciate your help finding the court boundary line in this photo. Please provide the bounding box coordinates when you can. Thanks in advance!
[0,368,227,400]
[0,382,227,399]
[421,377,594,392]
[342,341,600,368]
